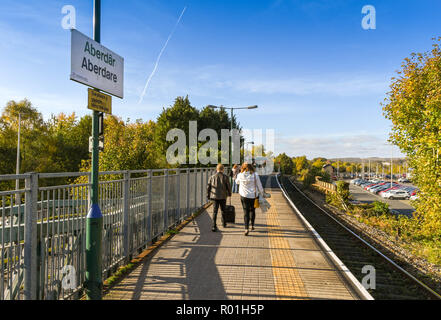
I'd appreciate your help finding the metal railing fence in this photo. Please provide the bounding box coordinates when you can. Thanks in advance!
[0,167,216,300]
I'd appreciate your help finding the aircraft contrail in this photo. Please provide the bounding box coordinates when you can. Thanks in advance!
[138,6,187,104]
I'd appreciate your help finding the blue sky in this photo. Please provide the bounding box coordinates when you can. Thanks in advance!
[0,0,440,159]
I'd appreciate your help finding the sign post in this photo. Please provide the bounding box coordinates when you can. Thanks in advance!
[85,0,103,301]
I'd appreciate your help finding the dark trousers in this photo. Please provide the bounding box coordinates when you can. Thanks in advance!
[212,199,227,227]
[240,196,256,230]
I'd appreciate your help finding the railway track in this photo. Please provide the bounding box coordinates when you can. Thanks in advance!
[276,174,441,300]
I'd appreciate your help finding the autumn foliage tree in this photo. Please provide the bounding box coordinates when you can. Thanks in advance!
[382,38,441,238]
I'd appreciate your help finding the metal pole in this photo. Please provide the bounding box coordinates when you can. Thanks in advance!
[369,160,371,180]
[147,170,152,243]
[337,161,339,180]
[186,169,190,217]
[122,171,130,262]
[85,0,103,300]
[391,148,393,188]
[230,108,233,168]
[176,169,180,224]
[163,169,169,232]
[24,173,38,300]
[15,113,21,203]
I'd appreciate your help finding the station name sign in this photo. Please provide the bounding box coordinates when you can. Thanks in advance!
[70,29,124,99]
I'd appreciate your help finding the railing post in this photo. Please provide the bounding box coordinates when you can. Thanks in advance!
[201,169,204,207]
[186,169,190,218]
[163,169,169,232]
[194,169,198,211]
[176,169,180,225]
[24,173,38,300]
[147,170,152,243]
[122,171,130,262]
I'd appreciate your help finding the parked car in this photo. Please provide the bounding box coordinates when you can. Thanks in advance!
[359,181,372,187]
[364,183,378,190]
[409,194,419,201]
[400,186,417,193]
[368,183,388,192]
[372,185,390,194]
[366,183,384,192]
[378,185,401,195]
[398,178,410,183]
[381,189,410,200]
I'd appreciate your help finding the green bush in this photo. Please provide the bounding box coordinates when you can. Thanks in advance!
[336,181,350,203]
[372,201,390,216]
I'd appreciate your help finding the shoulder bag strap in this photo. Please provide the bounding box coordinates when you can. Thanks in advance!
[254,173,257,198]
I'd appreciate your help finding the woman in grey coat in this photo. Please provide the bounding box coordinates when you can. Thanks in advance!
[207,164,231,232]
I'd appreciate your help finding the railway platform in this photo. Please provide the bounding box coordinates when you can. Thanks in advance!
[104,175,368,300]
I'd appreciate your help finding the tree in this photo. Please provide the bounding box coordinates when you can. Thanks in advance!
[0,99,54,174]
[311,158,326,169]
[155,96,240,167]
[99,116,159,171]
[382,38,441,237]
[199,106,240,136]
[47,113,91,173]
[293,156,309,173]
[274,153,293,174]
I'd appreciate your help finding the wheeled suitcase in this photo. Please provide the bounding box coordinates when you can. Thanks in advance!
[223,205,236,223]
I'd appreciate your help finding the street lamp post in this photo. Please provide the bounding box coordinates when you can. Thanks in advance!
[245,141,254,163]
[15,113,21,204]
[369,159,371,179]
[207,104,258,168]
[391,148,393,188]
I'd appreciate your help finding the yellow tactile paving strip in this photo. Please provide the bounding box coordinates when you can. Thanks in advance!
[266,196,308,300]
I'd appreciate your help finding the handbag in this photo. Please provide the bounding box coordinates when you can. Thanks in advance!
[254,173,260,208]
[259,196,271,213]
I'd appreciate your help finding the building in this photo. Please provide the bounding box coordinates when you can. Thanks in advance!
[322,163,336,179]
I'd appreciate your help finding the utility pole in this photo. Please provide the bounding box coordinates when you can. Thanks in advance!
[391,149,393,188]
[368,159,371,180]
[230,108,233,169]
[85,0,103,300]
[15,113,21,204]
[362,161,364,180]
[207,104,257,168]
[337,161,339,180]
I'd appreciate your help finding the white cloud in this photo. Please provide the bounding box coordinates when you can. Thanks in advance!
[275,132,404,159]
[132,63,390,106]
[230,76,389,96]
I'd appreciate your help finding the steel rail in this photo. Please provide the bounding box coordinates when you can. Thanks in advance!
[282,175,441,300]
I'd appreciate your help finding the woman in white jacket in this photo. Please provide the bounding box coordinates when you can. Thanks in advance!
[235,162,264,235]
